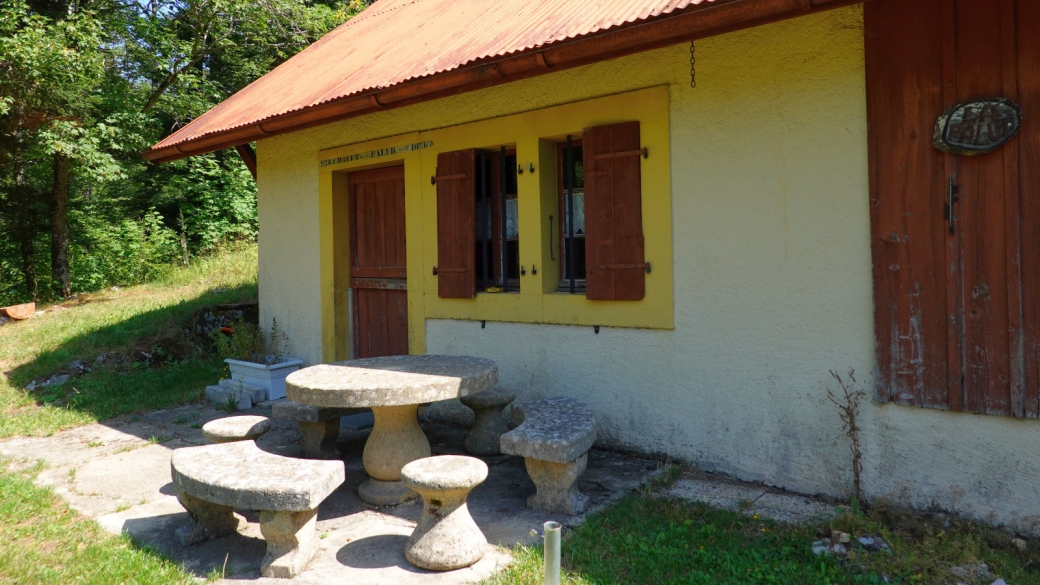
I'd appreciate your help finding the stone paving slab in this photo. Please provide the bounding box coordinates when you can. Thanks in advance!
[663,470,839,524]
[0,400,658,584]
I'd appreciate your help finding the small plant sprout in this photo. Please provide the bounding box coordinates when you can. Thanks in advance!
[222,393,240,413]
[827,368,866,505]
[171,416,190,424]
[319,532,329,539]
[86,441,104,448]
[67,468,76,481]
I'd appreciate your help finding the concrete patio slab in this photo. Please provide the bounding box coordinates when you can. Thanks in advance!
[0,400,659,583]
[663,469,839,524]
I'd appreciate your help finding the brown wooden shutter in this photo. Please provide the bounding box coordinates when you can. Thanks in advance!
[582,121,646,301]
[435,149,476,298]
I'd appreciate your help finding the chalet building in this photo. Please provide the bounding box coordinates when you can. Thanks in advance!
[147,0,1040,532]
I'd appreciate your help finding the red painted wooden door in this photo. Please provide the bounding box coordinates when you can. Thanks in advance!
[867,0,1040,416]
[349,166,408,358]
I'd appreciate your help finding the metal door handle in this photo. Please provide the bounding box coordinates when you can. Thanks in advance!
[944,177,959,236]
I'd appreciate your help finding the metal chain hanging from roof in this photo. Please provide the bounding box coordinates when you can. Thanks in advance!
[689,41,697,88]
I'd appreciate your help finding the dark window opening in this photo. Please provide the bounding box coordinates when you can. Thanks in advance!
[557,139,585,292]
[475,148,519,292]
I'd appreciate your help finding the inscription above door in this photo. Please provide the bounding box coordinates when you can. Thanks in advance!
[933,97,1022,156]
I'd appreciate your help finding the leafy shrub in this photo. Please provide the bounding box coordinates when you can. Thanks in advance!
[161,155,257,255]
[69,208,180,290]
[210,318,288,364]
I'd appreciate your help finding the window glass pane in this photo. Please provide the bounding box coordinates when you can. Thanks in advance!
[563,190,585,236]
[476,199,491,239]
[558,142,586,289]
[505,198,519,239]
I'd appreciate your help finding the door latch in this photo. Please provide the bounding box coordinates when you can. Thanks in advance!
[943,177,959,235]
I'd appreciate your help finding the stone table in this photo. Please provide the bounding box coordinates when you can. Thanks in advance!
[285,355,497,505]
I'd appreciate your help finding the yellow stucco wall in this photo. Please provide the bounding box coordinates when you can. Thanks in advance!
[256,6,1040,533]
[315,87,673,359]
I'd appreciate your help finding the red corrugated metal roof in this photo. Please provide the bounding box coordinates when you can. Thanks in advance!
[146,0,856,161]
[150,0,705,154]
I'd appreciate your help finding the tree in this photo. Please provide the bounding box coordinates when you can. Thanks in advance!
[0,0,368,305]
[0,0,116,298]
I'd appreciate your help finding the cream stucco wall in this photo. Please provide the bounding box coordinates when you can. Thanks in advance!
[256,6,1040,532]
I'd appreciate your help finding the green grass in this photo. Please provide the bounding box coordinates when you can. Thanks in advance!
[485,492,1040,585]
[828,502,1040,584]
[488,496,872,585]
[0,245,257,437]
[0,460,194,584]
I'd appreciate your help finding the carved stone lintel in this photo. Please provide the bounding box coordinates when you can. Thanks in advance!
[259,508,319,579]
[299,419,340,459]
[174,490,239,546]
[524,453,589,515]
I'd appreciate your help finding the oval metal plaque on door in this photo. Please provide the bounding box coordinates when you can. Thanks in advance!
[933,97,1021,156]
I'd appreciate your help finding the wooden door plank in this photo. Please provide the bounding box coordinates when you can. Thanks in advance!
[1000,0,1024,417]
[954,0,1013,416]
[393,289,408,356]
[865,0,951,407]
[1018,0,1040,417]
[940,0,963,412]
[349,165,408,358]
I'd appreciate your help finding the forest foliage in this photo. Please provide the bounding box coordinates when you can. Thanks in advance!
[0,0,368,306]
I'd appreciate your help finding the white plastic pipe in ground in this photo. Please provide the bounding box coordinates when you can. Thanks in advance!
[544,520,562,585]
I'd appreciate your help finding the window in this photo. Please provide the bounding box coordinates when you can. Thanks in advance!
[475,149,520,292]
[435,122,646,302]
[435,146,520,299]
[557,122,647,300]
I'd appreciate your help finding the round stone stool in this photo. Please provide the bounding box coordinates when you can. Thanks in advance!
[459,387,516,455]
[202,415,272,444]
[400,455,488,570]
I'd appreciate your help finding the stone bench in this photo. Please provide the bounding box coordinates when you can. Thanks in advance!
[271,399,367,459]
[499,396,597,515]
[201,415,271,443]
[401,455,488,570]
[171,441,345,578]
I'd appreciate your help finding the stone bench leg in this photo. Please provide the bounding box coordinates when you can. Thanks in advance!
[406,485,486,570]
[175,490,240,546]
[259,508,318,578]
[465,404,510,455]
[524,452,589,515]
[299,420,340,459]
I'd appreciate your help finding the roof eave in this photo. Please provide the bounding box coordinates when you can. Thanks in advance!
[143,0,865,163]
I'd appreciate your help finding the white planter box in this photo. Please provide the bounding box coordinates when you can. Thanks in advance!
[225,358,304,401]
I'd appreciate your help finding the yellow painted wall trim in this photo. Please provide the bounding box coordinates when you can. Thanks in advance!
[317,87,674,360]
